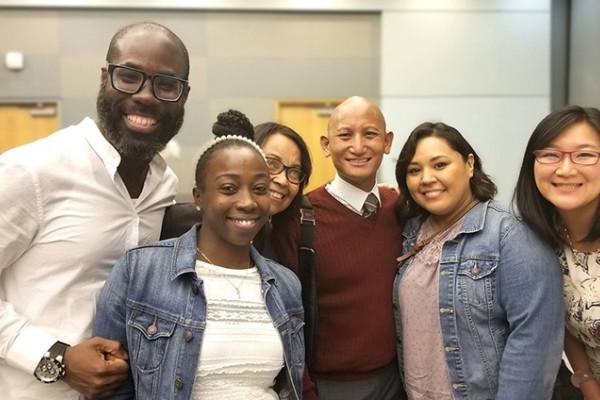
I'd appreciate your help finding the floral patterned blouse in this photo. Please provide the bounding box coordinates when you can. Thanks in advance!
[561,246,600,377]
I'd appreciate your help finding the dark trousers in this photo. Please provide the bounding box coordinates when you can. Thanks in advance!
[314,363,407,400]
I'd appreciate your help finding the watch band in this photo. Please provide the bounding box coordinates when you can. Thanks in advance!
[48,341,69,362]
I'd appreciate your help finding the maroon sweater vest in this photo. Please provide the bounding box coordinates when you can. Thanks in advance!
[273,186,403,381]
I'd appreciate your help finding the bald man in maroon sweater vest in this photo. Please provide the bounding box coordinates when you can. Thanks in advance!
[273,97,405,400]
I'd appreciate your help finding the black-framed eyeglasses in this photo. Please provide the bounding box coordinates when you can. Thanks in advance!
[533,149,600,166]
[266,157,306,184]
[107,63,188,102]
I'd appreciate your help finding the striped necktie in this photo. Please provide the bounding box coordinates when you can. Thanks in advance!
[361,193,379,218]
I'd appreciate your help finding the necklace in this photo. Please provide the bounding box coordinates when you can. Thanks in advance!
[196,247,253,298]
[563,227,600,254]
[397,200,479,264]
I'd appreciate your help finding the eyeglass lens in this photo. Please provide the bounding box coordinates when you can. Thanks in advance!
[266,158,305,184]
[111,65,184,101]
[534,149,600,165]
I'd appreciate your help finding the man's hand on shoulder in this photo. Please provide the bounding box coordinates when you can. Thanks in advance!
[62,337,129,398]
[378,182,399,194]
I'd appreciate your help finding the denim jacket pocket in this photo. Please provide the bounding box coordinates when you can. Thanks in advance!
[128,308,177,372]
[456,259,498,308]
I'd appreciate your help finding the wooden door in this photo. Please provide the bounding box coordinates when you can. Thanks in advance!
[276,99,342,193]
[0,103,59,154]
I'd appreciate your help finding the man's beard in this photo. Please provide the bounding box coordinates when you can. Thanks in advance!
[96,86,184,162]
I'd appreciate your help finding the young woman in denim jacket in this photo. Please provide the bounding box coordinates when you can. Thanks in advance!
[514,106,600,399]
[93,132,304,399]
[393,122,564,399]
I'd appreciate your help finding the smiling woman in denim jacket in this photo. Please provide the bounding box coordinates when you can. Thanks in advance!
[393,122,564,400]
[93,131,304,399]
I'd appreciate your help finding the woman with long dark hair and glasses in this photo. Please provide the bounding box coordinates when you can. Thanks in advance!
[514,106,600,398]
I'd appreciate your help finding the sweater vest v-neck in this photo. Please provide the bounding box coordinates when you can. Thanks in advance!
[273,186,403,381]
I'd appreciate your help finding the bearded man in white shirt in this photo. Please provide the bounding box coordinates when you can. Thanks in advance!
[0,22,190,399]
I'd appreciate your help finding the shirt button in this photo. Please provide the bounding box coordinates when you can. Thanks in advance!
[175,377,184,390]
[183,330,193,342]
[147,324,157,335]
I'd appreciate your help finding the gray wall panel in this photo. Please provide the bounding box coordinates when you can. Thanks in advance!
[60,97,95,127]
[57,10,209,58]
[207,57,378,98]
[0,10,59,54]
[0,0,550,12]
[569,0,600,108]
[0,55,60,98]
[205,12,379,58]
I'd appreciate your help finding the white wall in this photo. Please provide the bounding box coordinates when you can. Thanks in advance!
[379,0,552,206]
[570,0,600,108]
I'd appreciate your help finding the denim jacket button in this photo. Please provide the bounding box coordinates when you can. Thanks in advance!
[452,383,468,389]
[147,324,157,335]
[191,285,199,295]
[175,377,184,390]
[471,262,480,276]
[183,330,193,342]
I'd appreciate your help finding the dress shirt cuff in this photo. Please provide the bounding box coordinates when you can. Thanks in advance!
[5,325,58,374]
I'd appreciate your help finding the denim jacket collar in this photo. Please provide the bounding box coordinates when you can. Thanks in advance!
[401,200,491,248]
[169,224,277,285]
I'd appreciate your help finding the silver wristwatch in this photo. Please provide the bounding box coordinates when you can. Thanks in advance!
[34,341,70,384]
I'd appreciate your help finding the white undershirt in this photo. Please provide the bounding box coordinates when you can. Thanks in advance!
[192,260,285,400]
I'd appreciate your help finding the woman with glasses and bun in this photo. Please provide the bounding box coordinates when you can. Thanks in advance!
[514,106,600,399]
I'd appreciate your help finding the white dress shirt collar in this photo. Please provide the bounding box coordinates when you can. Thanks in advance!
[82,117,169,200]
[326,174,381,215]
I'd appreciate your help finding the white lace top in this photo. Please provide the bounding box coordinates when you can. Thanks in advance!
[191,260,285,400]
[561,246,600,378]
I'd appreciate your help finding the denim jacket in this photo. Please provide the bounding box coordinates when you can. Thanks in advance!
[393,201,564,400]
[93,225,304,400]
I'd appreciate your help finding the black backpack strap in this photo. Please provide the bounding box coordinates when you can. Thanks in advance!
[298,196,317,370]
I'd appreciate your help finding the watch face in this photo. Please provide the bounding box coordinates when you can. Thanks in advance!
[35,358,63,383]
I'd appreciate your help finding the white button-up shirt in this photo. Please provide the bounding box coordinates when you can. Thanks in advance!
[325,174,381,215]
[0,118,178,399]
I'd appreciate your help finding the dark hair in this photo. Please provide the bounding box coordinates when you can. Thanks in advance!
[513,105,600,247]
[255,122,312,220]
[106,22,190,79]
[395,122,497,221]
[194,110,265,189]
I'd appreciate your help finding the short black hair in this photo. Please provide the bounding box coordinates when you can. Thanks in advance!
[513,105,600,248]
[195,110,265,189]
[395,121,497,221]
[106,21,190,79]
[255,122,312,220]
